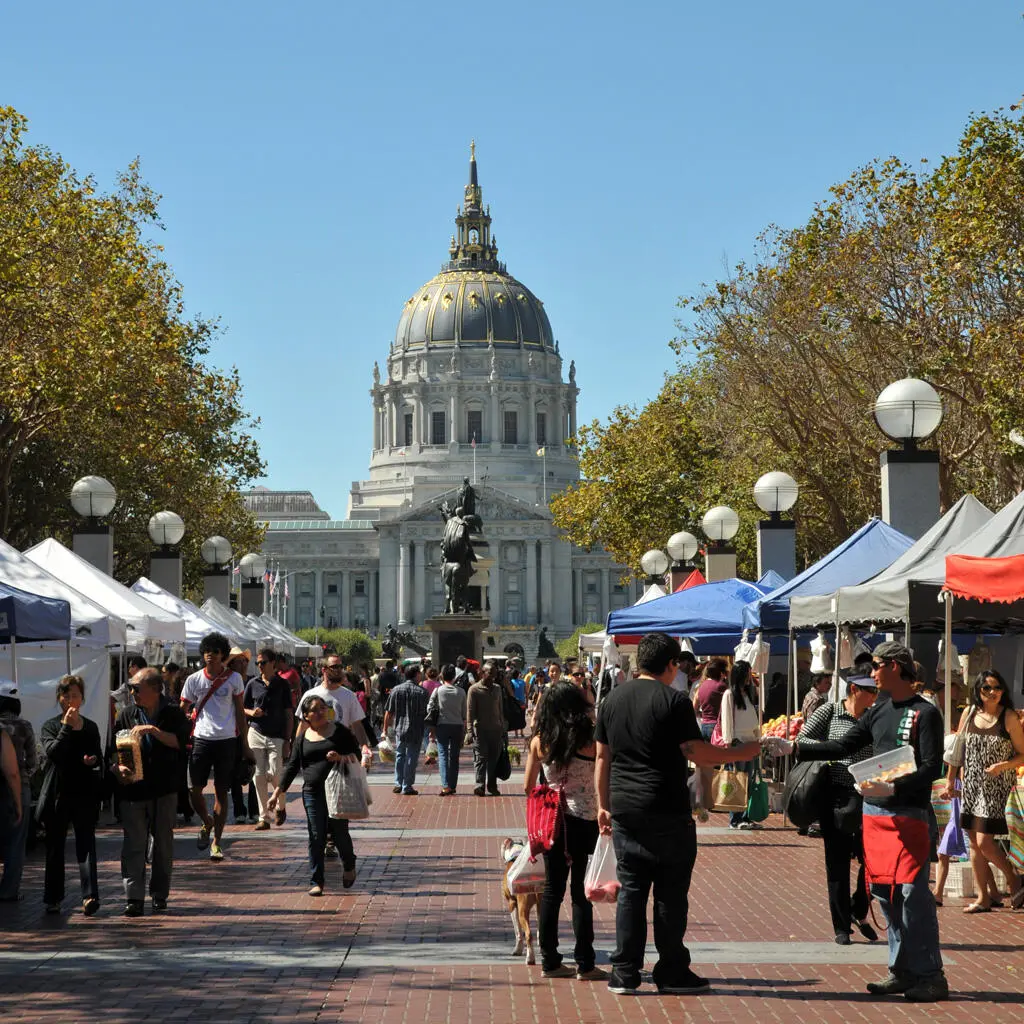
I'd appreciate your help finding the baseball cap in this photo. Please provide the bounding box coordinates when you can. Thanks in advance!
[848,674,877,690]
[872,641,915,676]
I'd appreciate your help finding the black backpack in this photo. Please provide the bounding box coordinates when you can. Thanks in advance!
[783,759,830,830]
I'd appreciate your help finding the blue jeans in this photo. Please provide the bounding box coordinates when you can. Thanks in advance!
[611,816,697,988]
[301,788,355,883]
[394,735,422,792]
[864,804,943,979]
[435,724,464,791]
[0,781,31,898]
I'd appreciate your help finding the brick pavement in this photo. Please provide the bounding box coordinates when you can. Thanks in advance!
[2,746,1023,1023]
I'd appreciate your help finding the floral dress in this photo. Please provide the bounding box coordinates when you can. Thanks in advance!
[960,709,1015,835]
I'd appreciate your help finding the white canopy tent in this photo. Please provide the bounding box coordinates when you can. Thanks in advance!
[200,598,269,649]
[131,577,232,657]
[579,583,667,654]
[26,538,185,655]
[0,537,127,650]
[250,614,318,658]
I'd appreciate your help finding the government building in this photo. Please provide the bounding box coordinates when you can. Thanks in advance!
[246,147,640,658]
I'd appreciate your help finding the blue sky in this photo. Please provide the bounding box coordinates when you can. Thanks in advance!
[3,2,1022,519]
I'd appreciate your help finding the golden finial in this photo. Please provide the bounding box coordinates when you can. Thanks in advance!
[470,139,476,161]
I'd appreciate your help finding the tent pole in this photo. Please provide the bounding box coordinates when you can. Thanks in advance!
[65,638,71,674]
[783,629,795,828]
[943,591,953,726]
[832,621,842,702]
[10,641,17,688]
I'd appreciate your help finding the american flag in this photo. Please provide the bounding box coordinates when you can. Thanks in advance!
[263,568,272,583]
[284,581,289,600]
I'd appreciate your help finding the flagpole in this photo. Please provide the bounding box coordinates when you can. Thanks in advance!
[472,434,477,484]
[543,448,547,507]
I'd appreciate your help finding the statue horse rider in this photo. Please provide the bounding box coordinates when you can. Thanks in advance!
[439,499,481,613]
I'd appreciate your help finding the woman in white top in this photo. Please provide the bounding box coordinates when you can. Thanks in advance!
[717,660,761,830]
[523,681,604,981]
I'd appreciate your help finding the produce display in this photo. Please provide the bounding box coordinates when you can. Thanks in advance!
[761,715,803,740]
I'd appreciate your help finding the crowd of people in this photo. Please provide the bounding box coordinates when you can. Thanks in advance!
[2,628,1023,1007]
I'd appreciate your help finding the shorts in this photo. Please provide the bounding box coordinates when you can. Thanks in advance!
[189,737,238,791]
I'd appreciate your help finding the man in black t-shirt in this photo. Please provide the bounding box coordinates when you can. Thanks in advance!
[595,632,760,997]
[244,647,295,830]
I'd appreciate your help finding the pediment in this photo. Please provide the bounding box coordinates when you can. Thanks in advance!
[396,485,548,524]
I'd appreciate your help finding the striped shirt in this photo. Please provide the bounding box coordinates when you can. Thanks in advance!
[799,700,873,792]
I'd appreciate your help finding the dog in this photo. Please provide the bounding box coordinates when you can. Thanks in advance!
[501,837,540,964]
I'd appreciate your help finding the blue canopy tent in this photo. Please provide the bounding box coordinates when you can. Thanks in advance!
[0,581,72,642]
[742,519,914,634]
[607,577,780,654]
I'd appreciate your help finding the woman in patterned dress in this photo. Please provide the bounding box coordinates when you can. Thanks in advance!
[941,670,1024,912]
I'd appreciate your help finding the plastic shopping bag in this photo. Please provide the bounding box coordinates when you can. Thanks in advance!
[507,842,546,896]
[583,833,620,903]
[687,763,709,823]
[377,736,396,763]
[425,740,439,760]
[325,762,370,820]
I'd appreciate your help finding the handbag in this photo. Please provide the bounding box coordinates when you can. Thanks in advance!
[746,761,770,823]
[424,693,440,727]
[496,739,512,781]
[503,691,526,732]
[783,758,830,830]
[1006,785,1024,873]
[526,783,564,857]
[325,761,370,820]
[707,768,749,812]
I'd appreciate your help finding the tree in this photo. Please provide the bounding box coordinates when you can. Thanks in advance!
[0,107,264,588]
[555,624,604,662]
[295,628,382,667]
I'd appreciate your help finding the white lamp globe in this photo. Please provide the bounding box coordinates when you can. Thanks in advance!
[667,531,699,562]
[239,552,266,581]
[702,505,740,543]
[201,535,233,566]
[640,549,670,576]
[70,476,117,518]
[874,378,943,443]
[148,510,185,548]
[753,472,799,514]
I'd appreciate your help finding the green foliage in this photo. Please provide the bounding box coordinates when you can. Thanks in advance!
[0,106,264,589]
[294,628,382,667]
[555,623,604,661]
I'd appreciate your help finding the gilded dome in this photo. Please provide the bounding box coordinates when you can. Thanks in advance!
[393,143,554,352]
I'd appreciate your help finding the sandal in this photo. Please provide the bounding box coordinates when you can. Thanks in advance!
[964,902,992,914]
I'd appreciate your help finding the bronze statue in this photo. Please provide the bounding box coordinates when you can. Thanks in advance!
[537,627,558,659]
[381,623,428,659]
[457,476,477,518]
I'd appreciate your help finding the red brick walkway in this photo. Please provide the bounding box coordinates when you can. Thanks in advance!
[2,749,1022,1022]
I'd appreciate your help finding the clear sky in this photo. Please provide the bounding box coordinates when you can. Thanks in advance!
[3,2,1022,519]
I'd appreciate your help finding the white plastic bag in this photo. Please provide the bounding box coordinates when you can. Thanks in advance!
[810,631,834,674]
[325,762,370,820]
[687,763,709,823]
[377,736,396,763]
[735,631,770,676]
[507,842,546,895]
[583,833,620,903]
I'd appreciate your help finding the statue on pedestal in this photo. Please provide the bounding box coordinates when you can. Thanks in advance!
[439,488,484,614]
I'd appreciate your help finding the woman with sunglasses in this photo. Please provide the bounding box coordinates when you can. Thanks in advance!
[941,669,1024,912]
[569,666,596,707]
[268,693,360,896]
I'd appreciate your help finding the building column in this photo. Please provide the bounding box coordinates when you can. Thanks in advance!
[389,396,398,449]
[368,569,378,632]
[573,567,584,627]
[398,541,410,626]
[488,560,501,624]
[450,388,459,447]
[340,569,350,628]
[490,383,501,449]
[600,567,610,624]
[526,539,539,625]
[539,540,552,624]
[413,543,426,625]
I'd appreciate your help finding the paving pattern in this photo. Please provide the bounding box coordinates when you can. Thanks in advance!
[1,750,1022,1022]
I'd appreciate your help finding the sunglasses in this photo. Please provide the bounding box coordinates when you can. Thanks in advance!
[572,671,585,678]
[256,660,269,666]
[326,666,344,673]
[128,684,142,693]
[980,685,1004,695]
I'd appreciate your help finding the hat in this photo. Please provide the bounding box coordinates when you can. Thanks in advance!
[228,647,251,661]
[0,680,17,698]
[847,674,877,690]
[872,640,915,676]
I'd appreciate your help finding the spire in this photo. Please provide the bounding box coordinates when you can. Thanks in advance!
[445,143,501,271]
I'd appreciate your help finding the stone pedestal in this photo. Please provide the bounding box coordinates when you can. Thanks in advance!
[203,569,232,607]
[73,526,114,575]
[880,449,940,540]
[149,550,183,597]
[424,614,490,665]
[756,520,797,581]
[705,547,737,583]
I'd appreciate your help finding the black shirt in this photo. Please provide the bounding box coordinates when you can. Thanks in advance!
[243,674,293,739]
[797,693,943,810]
[113,698,190,801]
[595,676,702,824]
[279,725,359,792]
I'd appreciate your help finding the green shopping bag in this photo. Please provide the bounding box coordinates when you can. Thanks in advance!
[746,761,770,823]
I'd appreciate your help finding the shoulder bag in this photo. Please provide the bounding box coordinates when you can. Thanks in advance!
[186,671,232,752]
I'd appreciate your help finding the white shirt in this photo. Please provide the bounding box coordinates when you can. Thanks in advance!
[719,688,760,745]
[295,682,365,729]
[181,669,244,740]
[670,670,690,696]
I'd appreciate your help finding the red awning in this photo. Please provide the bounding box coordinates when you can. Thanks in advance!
[944,553,1024,604]
[674,569,706,593]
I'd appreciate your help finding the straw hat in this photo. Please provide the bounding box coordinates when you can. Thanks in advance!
[228,646,252,662]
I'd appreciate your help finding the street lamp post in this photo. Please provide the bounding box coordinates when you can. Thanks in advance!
[666,531,699,592]
[201,536,233,606]
[753,472,799,580]
[238,552,267,616]
[70,476,117,575]
[874,378,943,539]
[148,511,186,597]
[701,506,740,582]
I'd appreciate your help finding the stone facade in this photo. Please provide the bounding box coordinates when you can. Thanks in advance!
[248,147,635,653]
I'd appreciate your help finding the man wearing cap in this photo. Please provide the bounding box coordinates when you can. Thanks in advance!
[244,647,294,830]
[767,641,947,1002]
[113,667,189,916]
[0,681,36,901]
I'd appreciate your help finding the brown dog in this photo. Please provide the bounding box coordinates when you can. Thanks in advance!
[501,838,540,964]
